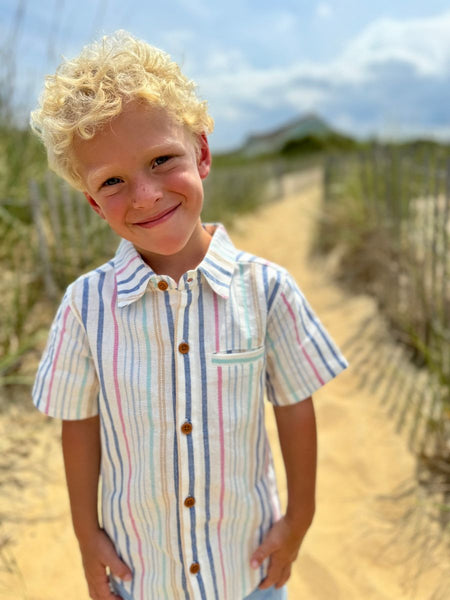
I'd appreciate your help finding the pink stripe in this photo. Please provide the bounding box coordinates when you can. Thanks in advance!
[213,294,227,598]
[281,292,325,386]
[45,305,71,414]
[110,287,145,597]
[116,254,139,276]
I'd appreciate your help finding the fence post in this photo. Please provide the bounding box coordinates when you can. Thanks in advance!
[442,160,450,391]
[45,170,63,259]
[29,179,59,301]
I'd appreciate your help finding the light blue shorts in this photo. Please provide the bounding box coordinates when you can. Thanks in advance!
[243,584,288,600]
[111,578,287,599]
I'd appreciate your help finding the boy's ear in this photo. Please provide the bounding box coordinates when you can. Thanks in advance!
[84,192,106,220]
[196,133,211,180]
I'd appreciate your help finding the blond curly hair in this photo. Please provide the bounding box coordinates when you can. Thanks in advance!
[30,30,214,190]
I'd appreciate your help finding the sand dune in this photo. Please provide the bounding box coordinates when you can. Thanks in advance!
[0,171,448,599]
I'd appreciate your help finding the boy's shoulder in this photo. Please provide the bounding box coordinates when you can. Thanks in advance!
[70,256,116,289]
[63,253,117,311]
[234,247,291,281]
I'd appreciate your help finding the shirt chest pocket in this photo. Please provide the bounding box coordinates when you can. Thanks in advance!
[208,346,266,437]
[211,345,265,367]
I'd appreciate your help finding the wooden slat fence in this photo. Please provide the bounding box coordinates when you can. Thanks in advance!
[324,149,449,464]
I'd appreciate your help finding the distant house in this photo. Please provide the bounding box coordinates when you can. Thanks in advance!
[240,114,353,157]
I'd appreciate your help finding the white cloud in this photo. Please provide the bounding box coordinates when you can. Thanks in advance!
[316,3,333,19]
[272,10,298,34]
[195,10,450,147]
[200,10,450,116]
[204,49,249,73]
[339,11,450,79]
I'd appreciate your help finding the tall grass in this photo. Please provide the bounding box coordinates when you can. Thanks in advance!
[320,146,449,506]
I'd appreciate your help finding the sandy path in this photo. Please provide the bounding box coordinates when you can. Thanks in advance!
[1,171,448,599]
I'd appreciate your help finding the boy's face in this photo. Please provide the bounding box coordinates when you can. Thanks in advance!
[72,101,211,269]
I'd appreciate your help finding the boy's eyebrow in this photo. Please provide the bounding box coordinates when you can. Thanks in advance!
[86,167,119,189]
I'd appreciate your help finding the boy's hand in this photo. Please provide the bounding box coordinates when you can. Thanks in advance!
[79,528,132,600]
[249,514,310,590]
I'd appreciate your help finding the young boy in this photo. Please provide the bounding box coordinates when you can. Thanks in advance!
[31,31,347,600]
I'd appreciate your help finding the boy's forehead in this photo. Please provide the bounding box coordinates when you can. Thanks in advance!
[71,102,197,182]
[77,102,185,144]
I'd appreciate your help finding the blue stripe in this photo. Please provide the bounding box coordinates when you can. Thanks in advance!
[183,288,207,599]
[198,277,219,600]
[164,292,189,599]
[95,272,132,569]
[204,256,233,277]
[82,278,89,328]
[302,296,348,370]
[295,294,338,378]
[267,270,281,312]
[119,272,151,294]
[117,263,146,286]
[265,371,277,405]
[254,368,267,547]
[33,298,67,406]
[272,309,312,394]
[262,264,269,309]
[58,317,79,417]
[202,271,228,287]
[95,260,114,274]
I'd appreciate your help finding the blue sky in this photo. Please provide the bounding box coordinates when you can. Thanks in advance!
[1,0,449,151]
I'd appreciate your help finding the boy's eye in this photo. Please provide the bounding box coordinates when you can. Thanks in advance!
[153,155,171,168]
[102,177,123,188]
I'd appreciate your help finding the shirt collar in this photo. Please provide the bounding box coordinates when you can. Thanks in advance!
[113,224,238,307]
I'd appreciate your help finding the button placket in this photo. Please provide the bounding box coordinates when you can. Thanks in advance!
[174,290,195,574]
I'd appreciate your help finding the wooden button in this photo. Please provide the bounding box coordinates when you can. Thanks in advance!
[189,562,200,574]
[157,281,168,291]
[181,422,193,435]
[178,342,189,354]
[184,496,195,508]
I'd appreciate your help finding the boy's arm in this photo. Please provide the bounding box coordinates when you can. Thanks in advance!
[62,417,132,599]
[250,396,317,590]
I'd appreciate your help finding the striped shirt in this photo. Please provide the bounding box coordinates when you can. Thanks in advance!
[33,224,347,600]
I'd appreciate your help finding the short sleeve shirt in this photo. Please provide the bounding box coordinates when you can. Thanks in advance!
[33,224,347,600]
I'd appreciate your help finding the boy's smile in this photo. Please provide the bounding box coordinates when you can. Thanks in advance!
[72,101,212,280]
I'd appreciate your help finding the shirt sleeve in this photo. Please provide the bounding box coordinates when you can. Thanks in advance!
[265,269,348,406]
[32,288,99,419]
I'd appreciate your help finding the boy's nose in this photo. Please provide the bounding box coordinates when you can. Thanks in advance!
[131,176,162,208]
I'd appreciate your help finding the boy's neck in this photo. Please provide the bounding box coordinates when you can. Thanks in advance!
[136,222,213,284]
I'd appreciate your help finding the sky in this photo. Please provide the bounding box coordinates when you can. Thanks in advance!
[1,0,450,152]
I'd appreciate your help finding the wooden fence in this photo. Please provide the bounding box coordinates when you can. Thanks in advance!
[324,149,449,465]
[0,172,118,381]
[28,172,120,300]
